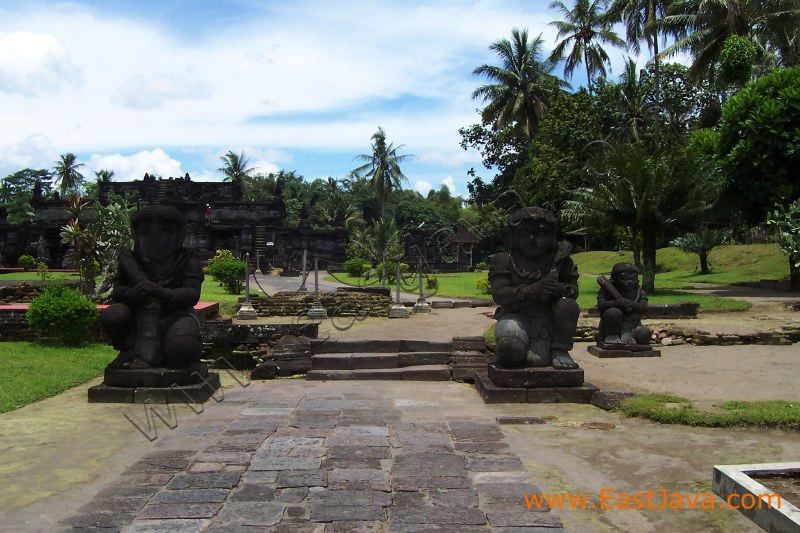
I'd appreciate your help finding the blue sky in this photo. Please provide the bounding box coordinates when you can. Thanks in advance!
[0,0,654,197]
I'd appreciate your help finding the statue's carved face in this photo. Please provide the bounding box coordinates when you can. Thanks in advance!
[512,220,555,259]
[613,270,639,292]
[135,218,181,263]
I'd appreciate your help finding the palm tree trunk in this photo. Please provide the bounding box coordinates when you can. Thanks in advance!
[699,252,709,275]
[585,48,593,96]
[629,227,642,269]
[641,229,657,293]
[651,11,661,146]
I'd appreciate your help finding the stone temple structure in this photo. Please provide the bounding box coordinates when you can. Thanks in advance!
[0,173,347,269]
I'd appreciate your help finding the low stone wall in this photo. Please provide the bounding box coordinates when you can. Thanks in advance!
[249,291,391,317]
[653,325,800,346]
[0,281,82,304]
[201,319,319,372]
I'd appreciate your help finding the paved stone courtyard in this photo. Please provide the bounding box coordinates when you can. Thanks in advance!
[63,379,562,532]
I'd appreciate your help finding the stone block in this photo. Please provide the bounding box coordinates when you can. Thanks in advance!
[474,372,526,403]
[526,384,598,404]
[588,345,661,358]
[104,365,209,388]
[487,363,584,388]
[590,389,635,410]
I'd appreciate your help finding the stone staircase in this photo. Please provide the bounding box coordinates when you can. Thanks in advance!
[306,336,491,382]
[251,226,267,270]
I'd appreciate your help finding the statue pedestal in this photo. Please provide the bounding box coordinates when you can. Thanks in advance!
[588,344,661,358]
[307,303,328,320]
[88,364,221,403]
[412,299,431,314]
[475,362,597,404]
[388,304,410,318]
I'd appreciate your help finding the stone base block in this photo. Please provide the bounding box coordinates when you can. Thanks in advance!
[588,345,661,358]
[388,305,410,318]
[474,371,597,404]
[104,364,209,388]
[487,363,584,388]
[88,373,221,404]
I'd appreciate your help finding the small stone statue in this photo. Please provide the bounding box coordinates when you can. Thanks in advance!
[100,205,203,369]
[596,263,652,346]
[490,207,580,369]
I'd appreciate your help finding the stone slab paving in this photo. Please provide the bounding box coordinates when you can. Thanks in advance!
[62,380,564,532]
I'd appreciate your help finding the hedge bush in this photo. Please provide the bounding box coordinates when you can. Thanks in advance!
[27,283,98,345]
[205,249,246,294]
[343,257,371,277]
[476,274,492,294]
[18,254,36,271]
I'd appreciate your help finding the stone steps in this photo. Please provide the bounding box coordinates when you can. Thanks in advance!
[311,351,452,370]
[306,365,451,381]
[309,339,453,354]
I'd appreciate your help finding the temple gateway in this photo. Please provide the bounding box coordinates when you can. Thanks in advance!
[0,173,347,269]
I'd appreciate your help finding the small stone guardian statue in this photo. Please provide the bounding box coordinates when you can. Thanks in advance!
[596,263,653,347]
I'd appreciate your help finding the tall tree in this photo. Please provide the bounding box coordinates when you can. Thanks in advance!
[657,0,800,79]
[94,169,115,183]
[548,0,625,93]
[218,150,255,184]
[472,29,569,139]
[351,127,412,216]
[606,0,672,141]
[53,153,85,196]
[563,142,721,292]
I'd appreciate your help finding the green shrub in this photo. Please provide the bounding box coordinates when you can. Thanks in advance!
[474,260,489,271]
[27,283,98,345]
[36,262,49,282]
[426,274,438,289]
[18,254,36,271]
[207,258,246,294]
[719,35,756,86]
[343,257,371,277]
[204,249,235,273]
[476,274,492,294]
[376,261,410,281]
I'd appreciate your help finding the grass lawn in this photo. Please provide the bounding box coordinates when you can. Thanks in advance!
[325,270,750,312]
[619,393,800,430]
[0,271,80,281]
[0,342,116,413]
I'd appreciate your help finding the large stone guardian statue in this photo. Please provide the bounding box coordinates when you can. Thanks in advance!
[489,207,580,369]
[89,205,220,403]
[476,207,596,404]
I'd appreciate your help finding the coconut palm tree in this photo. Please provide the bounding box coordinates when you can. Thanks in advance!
[657,0,800,78]
[94,169,115,183]
[548,0,625,93]
[672,228,730,274]
[351,127,412,216]
[218,150,255,184]
[53,153,85,196]
[563,142,721,292]
[472,29,569,139]
[617,58,651,141]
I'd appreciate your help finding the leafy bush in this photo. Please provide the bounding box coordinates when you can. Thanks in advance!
[719,35,755,86]
[767,198,800,290]
[474,260,489,271]
[343,257,371,277]
[476,274,492,295]
[375,261,410,281]
[36,262,49,282]
[207,257,246,294]
[27,283,98,345]
[671,228,731,274]
[205,249,235,272]
[426,274,438,289]
[719,66,800,223]
[18,254,36,271]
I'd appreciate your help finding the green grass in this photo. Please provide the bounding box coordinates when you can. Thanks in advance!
[325,270,750,312]
[0,342,116,413]
[200,275,252,317]
[619,393,800,430]
[573,243,788,287]
[0,271,80,281]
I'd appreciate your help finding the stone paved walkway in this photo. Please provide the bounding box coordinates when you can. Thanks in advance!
[63,380,563,532]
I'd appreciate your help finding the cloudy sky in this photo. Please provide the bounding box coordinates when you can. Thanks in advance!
[0,0,650,196]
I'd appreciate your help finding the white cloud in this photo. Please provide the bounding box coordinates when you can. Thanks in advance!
[441,176,457,193]
[87,148,184,180]
[0,31,80,96]
[413,180,433,195]
[0,134,58,177]
[113,70,213,110]
[417,149,482,168]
